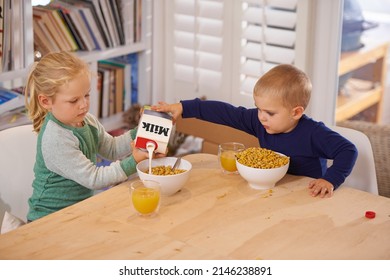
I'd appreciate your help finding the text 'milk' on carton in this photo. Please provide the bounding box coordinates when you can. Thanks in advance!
[134,106,173,154]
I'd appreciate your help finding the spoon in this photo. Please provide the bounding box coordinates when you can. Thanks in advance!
[172,157,181,171]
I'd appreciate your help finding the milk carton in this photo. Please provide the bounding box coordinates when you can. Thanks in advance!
[134,106,173,154]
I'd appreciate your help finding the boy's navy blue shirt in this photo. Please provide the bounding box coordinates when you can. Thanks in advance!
[181,98,358,189]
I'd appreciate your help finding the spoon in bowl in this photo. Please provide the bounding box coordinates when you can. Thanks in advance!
[172,157,181,171]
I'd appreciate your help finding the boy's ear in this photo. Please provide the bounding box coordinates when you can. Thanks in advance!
[38,94,52,110]
[292,106,304,120]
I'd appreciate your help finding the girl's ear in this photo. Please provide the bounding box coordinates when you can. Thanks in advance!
[291,106,304,120]
[38,94,53,110]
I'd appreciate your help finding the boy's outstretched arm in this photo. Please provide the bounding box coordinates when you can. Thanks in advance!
[152,102,183,123]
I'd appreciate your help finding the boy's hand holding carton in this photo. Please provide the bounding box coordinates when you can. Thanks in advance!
[135,106,173,154]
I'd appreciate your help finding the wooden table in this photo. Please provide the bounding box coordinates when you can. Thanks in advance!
[1,154,389,260]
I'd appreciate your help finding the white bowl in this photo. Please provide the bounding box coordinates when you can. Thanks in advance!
[136,157,192,196]
[236,153,289,190]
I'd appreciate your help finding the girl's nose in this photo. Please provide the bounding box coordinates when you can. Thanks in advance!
[80,97,89,108]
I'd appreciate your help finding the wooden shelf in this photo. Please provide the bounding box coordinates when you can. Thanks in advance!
[336,79,381,122]
[336,40,389,123]
[339,42,388,76]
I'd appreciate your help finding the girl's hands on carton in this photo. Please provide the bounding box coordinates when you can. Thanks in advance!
[308,179,334,198]
[130,141,166,163]
[152,102,183,124]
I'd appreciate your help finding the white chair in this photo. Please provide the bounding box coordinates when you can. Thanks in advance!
[330,125,378,195]
[0,124,36,229]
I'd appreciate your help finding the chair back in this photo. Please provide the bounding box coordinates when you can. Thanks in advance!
[0,124,36,224]
[331,125,378,195]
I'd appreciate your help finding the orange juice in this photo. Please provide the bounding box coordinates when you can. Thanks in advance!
[132,187,160,215]
[220,150,238,172]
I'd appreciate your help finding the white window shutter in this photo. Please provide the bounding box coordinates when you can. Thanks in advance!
[168,0,226,101]
[232,0,300,106]
[165,0,310,106]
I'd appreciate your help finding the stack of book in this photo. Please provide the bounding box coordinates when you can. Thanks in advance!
[32,0,142,55]
[97,53,138,118]
[0,87,29,130]
[0,87,25,116]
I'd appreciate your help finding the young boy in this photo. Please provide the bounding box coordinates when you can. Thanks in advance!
[153,64,358,198]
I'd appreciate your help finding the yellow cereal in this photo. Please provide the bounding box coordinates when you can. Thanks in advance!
[146,165,186,175]
[236,147,289,169]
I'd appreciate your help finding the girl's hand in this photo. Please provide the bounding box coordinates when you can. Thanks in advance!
[131,141,149,163]
[130,141,167,163]
[308,179,334,198]
[152,102,183,124]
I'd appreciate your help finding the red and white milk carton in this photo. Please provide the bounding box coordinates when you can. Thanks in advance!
[134,106,173,154]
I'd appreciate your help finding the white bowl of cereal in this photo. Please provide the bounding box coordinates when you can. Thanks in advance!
[235,147,289,190]
[136,157,192,196]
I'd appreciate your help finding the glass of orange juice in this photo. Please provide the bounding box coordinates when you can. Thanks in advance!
[130,180,161,217]
[218,142,245,174]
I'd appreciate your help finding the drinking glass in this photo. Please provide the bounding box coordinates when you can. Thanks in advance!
[130,180,161,217]
[218,142,245,174]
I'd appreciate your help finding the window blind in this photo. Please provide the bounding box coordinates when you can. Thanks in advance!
[173,0,224,92]
[240,0,298,96]
[167,0,304,105]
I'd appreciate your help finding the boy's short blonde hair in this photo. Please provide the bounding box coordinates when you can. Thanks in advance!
[253,64,312,109]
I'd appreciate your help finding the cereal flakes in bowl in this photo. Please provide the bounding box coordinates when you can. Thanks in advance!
[235,147,289,190]
[136,157,192,196]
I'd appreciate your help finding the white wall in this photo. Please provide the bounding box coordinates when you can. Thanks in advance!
[304,0,343,126]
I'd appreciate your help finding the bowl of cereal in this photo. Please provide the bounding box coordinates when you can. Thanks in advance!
[136,157,192,196]
[235,147,289,190]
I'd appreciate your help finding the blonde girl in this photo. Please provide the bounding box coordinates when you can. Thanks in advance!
[25,51,156,221]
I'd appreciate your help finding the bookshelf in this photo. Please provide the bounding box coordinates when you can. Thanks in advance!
[0,0,152,132]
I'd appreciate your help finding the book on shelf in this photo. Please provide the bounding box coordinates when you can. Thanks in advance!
[109,0,125,45]
[33,18,58,55]
[0,0,4,72]
[96,70,103,117]
[99,0,121,47]
[55,6,87,50]
[0,106,30,131]
[29,0,141,56]
[97,67,110,118]
[53,0,111,49]
[134,0,142,42]
[116,0,135,44]
[48,2,87,51]
[33,6,70,52]
[77,6,106,50]
[10,0,24,70]
[98,62,125,116]
[77,0,112,48]
[37,5,79,51]
[0,0,26,72]
[99,58,132,111]
[0,87,25,116]
[50,0,96,51]
[112,53,138,104]
[47,6,79,51]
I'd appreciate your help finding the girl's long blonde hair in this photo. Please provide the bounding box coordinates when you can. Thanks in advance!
[24,51,90,132]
